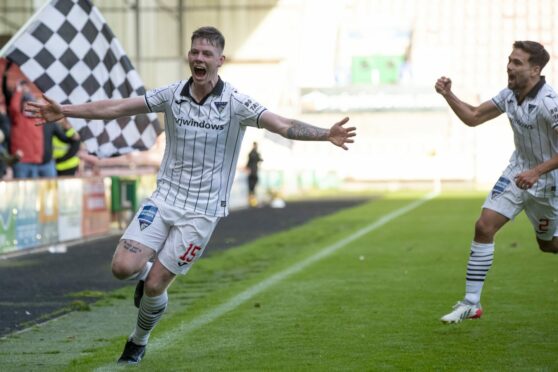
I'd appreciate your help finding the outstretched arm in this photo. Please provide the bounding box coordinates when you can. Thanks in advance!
[435,76,501,126]
[24,95,148,124]
[259,111,356,150]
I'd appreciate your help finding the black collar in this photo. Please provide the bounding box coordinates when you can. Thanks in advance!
[179,77,224,105]
[515,76,545,103]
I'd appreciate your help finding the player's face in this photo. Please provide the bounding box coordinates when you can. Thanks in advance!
[507,48,538,91]
[187,38,224,85]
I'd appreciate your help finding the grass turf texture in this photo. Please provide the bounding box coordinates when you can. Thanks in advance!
[1,191,557,371]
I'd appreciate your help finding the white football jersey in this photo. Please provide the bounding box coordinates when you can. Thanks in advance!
[145,77,266,217]
[492,77,558,197]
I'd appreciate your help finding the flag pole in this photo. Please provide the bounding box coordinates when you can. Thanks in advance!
[0,0,52,57]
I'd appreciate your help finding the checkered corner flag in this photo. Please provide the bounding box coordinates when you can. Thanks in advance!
[0,0,162,158]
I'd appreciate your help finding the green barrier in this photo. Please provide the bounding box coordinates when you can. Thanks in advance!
[111,177,138,214]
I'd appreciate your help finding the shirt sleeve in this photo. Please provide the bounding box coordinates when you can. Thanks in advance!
[144,81,182,113]
[540,93,558,130]
[230,91,267,128]
[491,88,511,113]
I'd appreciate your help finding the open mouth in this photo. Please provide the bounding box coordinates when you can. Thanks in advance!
[508,74,515,84]
[193,66,207,79]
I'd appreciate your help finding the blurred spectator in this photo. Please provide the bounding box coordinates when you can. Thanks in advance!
[2,62,44,178]
[40,119,79,177]
[0,109,21,179]
[0,99,10,147]
[0,106,10,177]
[53,118,81,176]
[246,141,263,207]
[51,118,80,176]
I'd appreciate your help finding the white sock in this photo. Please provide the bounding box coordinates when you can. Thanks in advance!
[464,241,494,304]
[130,291,168,346]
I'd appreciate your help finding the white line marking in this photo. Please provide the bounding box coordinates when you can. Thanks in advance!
[96,190,438,370]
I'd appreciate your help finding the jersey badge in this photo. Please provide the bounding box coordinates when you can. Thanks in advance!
[491,176,511,199]
[138,205,158,230]
[214,102,228,113]
[528,103,536,114]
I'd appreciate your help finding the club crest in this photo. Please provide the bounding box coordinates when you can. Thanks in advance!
[214,102,228,113]
[528,104,536,114]
[138,205,158,230]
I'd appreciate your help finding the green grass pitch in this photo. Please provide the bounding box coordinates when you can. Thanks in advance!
[1,191,557,371]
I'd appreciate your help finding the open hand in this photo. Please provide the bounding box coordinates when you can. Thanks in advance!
[328,117,356,150]
[24,95,64,125]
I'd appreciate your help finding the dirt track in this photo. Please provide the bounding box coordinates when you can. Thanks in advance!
[0,198,369,337]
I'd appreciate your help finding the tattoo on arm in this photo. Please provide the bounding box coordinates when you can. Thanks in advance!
[286,120,329,141]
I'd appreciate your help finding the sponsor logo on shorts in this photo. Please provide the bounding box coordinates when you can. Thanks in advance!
[491,176,511,199]
[138,205,158,231]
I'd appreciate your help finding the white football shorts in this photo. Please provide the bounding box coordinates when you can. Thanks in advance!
[121,197,220,275]
[483,176,558,240]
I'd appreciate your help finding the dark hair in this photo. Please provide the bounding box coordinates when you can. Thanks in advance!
[513,41,550,70]
[191,26,225,52]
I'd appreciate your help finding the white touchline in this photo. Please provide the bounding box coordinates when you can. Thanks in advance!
[96,190,438,369]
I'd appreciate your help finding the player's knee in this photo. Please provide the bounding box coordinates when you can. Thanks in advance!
[144,279,166,297]
[474,219,496,239]
[111,257,137,280]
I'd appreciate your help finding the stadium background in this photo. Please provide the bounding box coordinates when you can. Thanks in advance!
[4,0,558,191]
[0,1,557,250]
[1,2,558,369]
